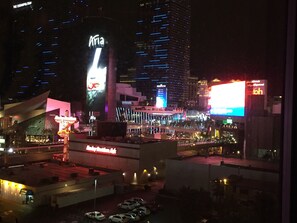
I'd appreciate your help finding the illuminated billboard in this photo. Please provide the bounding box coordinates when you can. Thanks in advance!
[86,34,107,119]
[246,80,267,96]
[156,84,167,108]
[208,81,246,117]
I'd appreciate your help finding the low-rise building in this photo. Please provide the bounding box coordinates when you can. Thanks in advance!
[0,161,122,208]
[69,133,178,184]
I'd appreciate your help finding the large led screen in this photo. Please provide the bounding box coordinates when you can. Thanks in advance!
[208,81,246,117]
[156,84,167,108]
[86,34,107,119]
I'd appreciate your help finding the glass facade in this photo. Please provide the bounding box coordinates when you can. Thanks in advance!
[6,0,92,102]
[135,0,190,107]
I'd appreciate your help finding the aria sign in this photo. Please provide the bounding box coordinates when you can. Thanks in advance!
[86,145,117,155]
[88,34,105,48]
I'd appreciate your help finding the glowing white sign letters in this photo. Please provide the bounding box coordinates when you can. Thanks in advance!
[88,34,105,48]
[86,145,117,155]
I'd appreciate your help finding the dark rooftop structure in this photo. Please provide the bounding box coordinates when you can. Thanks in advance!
[0,161,109,187]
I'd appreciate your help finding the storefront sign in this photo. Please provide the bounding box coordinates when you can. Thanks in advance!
[86,145,117,155]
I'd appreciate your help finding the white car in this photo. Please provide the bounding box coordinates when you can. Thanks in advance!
[118,201,140,210]
[108,214,129,223]
[132,206,151,216]
[125,197,146,205]
[85,211,105,221]
[123,212,141,222]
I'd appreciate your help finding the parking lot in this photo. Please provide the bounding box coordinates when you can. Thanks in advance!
[1,180,184,223]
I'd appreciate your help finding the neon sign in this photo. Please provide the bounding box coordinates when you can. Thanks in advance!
[54,110,77,162]
[253,88,264,95]
[247,80,266,96]
[54,116,77,138]
[86,145,117,155]
[88,34,105,48]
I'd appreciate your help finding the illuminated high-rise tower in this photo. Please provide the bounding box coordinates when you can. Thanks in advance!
[3,0,102,104]
[135,0,190,107]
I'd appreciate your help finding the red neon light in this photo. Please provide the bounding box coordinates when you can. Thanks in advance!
[86,145,117,155]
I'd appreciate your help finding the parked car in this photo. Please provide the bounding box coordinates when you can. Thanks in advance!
[123,212,141,222]
[108,214,129,223]
[132,206,151,217]
[125,197,146,205]
[85,211,105,221]
[118,201,141,210]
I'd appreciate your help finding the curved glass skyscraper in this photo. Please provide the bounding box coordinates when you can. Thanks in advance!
[135,0,190,107]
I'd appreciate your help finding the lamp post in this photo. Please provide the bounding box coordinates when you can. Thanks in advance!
[94,179,97,210]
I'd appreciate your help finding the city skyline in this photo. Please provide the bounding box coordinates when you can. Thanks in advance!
[0,0,287,105]
[0,1,295,222]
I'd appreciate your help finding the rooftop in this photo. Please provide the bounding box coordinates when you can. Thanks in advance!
[0,161,109,187]
[177,153,279,172]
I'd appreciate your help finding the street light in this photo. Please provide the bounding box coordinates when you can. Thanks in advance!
[94,179,97,210]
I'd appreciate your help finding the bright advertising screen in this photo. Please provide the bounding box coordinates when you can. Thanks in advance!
[87,48,106,93]
[209,81,246,117]
[86,34,107,118]
[156,84,167,108]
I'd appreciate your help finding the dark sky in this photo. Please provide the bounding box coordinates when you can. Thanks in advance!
[190,0,287,96]
[0,0,288,97]
[0,1,12,97]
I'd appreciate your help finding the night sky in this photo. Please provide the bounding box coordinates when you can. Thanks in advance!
[0,0,288,99]
[190,0,287,96]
